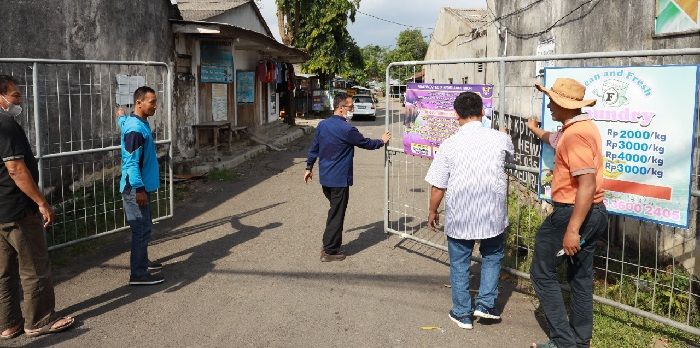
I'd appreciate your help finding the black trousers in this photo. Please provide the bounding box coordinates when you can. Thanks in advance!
[530,202,608,348]
[322,186,349,254]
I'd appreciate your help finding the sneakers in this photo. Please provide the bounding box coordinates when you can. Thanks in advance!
[129,273,165,286]
[448,310,473,329]
[473,306,501,320]
[320,251,346,262]
[148,261,163,271]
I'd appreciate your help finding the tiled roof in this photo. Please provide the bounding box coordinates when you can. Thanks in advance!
[177,0,250,21]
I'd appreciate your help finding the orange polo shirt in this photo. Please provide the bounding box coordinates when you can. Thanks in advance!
[551,116,605,204]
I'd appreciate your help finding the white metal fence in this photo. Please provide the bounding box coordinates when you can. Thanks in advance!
[0,59,173,250]
[384,49,700,337]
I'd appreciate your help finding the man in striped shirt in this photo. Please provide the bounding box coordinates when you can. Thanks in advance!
[425,91,514,330]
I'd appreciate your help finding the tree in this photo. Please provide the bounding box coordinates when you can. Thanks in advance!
[386,29,428,81]
[276,0,361,78]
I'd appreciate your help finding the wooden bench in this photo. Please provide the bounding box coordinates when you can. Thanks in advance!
[192,121,233,154]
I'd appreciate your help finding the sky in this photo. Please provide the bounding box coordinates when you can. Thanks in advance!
[256,0,487,48]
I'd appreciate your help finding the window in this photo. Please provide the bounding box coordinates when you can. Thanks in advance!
[462,77,469,84]
[477,63,484,72]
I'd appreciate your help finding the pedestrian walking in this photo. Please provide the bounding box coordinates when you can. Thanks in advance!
[0,75,75,339]
[528,78,608,348]
[425,91,514,330]
[116,86,164,285]
[304,92,391,262]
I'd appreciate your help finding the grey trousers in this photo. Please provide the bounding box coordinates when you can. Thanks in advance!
[0,211,56,331]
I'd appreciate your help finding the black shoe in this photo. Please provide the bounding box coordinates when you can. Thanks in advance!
[320,251,346,262]
[148,261,163,271]
[129,274,165,286]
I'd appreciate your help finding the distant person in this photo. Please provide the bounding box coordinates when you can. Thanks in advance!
[528,78,608,348]
[304,92,391,262]
[116,86,164,285]
[0,75,74,339]
[425,91,514,330]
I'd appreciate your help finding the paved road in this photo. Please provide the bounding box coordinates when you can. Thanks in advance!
[10,108,548,347]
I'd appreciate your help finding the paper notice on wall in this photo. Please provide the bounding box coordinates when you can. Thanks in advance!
[115,74,146,106]
[212,84,228,121]
[535,39,555,77]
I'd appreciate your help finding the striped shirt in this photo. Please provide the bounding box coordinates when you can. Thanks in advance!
[425,121,514,240]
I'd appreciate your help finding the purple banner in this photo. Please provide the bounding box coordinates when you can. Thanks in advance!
[402,83,494,158]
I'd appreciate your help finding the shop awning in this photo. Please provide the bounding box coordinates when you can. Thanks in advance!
[171,19,309,64]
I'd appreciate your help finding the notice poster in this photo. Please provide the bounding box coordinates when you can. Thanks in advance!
[236,71,255,103]
[540,66,699,228]
[403,83,494,158]
[200,42,234,84]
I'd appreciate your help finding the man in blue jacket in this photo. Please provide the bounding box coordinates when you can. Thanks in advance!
[304,92,391,262]
[116,86,164,285]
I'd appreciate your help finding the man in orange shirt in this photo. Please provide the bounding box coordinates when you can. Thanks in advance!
[528,78,608,348]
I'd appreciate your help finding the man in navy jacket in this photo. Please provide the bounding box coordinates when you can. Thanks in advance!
[304,92,391,262]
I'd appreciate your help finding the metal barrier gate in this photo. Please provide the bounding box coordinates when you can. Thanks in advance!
[0,59,173,250]
[384,49,700,336]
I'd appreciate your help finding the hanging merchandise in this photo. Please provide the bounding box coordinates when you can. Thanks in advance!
[256,60,276,84]
[256,60,268,82]
[276,63,287,93]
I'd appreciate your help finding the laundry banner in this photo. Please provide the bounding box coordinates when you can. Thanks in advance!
[402,83,493,158]
[539,65,699,228]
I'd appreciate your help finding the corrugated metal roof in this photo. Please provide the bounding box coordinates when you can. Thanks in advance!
[445,8,489,26]
[177,0,249,21]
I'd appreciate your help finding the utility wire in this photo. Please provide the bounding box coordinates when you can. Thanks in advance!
[356,9,433,30]
[506,0,601,39]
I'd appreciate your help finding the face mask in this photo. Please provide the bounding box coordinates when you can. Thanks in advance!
[0,95,22,117]
[346,111,353,118]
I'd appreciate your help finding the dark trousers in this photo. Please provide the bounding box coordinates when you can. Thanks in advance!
[122,189,152,278]
[0,211,56,331]
[530,203,608,348]
[322,186,349,254]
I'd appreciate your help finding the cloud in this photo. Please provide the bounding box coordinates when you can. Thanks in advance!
[257,0,486,47]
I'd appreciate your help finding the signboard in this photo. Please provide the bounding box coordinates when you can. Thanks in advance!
[200,42,233,83]
[236,71,255,103]
[402,83,494,158]
[656,0,700,34]
[212,84,228,121]
[539,65,699,228]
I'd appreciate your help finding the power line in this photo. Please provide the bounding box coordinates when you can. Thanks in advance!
[356,9,433,30]
[507,0,601,39]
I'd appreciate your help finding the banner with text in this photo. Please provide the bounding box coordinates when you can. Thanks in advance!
[403,83,494,158]
[540,65,699,228]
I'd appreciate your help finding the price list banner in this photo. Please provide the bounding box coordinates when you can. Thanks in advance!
[540,66,699,228]
[402,83,493,158]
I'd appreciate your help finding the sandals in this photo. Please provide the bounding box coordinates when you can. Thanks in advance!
[0,324,22,339]
[25,316,75,338]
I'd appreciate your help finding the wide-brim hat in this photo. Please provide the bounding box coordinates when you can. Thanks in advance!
[535,77,596,109]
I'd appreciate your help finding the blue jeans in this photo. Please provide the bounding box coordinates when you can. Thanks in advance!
[122,189,152,278]
[530,202,608,348]
[447,233,504,317]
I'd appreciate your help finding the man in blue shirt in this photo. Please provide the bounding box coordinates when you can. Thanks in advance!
[116,86,164,285]
[304,92,391,262]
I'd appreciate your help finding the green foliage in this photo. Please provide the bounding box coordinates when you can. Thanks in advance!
[598,266,699,327]
[276,0,361,79]
[504,192,544,273]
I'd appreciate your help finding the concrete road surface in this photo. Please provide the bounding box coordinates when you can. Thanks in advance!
[9,108,548,347]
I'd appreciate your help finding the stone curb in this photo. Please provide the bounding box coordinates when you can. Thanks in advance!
[190,125,313,174]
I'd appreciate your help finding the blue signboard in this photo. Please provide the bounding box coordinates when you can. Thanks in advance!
[200,42,233,84]
[236,71,255,103]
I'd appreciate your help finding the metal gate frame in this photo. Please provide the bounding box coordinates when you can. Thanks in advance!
[0,58,174,250]
[384,48,700,336]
